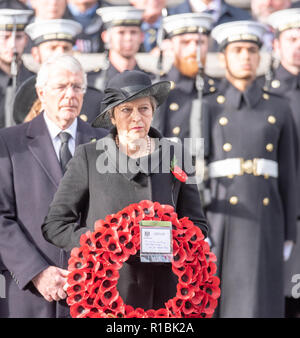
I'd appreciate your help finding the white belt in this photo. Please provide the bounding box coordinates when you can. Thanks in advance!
[208,158,278,178]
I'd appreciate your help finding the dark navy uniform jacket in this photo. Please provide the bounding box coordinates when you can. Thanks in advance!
[152,65,219,141]
[0,63,34,128]
[262,64,300,297]
[87,62,155,93]
[203,78,298,317]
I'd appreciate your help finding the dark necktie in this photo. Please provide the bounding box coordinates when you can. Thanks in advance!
[59,132,72,173]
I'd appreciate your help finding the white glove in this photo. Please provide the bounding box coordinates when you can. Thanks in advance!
[205,237,212,247]
[283,240,294,261]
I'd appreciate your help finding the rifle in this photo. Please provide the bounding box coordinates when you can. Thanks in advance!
[155,8,167,82]
[189,31,209,205]
[5,17,18,127]
[264,52,276,91]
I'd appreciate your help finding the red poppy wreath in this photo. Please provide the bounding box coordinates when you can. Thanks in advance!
[66,200,221,318]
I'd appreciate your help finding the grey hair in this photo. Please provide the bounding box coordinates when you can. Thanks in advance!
[35,54,87,92]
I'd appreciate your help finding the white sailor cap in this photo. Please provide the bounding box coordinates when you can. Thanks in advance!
[267,8,300,34]
[211,20,268,50]
[104,0,184,6]
[163,13,214,38]
[0,9,33,31]
[25,19,82,46]
[97,6,143,28]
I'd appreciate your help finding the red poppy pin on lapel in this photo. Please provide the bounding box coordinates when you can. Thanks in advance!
[171,156,187,183]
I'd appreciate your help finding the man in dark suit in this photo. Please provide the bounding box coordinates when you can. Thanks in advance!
[0,54,107,318]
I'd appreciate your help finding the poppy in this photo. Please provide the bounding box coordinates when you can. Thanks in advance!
[124,304,134,316]
[179,217,194,230]
[179,266,194,285]
[126,308,146,318]
[139,200,155,218]
[172,264,186,277]
[185,226,204,244]
[181,299,195,315]
[110,249,129,263]
[155,308,170,318]
[171,297,184,313]
[105,213,122,228]
[70,302,89,318]
[67,282,87,297]
[94,219,109,231]
[79,231,95,249]
[130,203,145,222]
[68,256,86,272]
[109,295,125,313]
[191,291,204,306]
[118,231,131,246]
[145,309,156,317]
[122,240,137,256]
[67,291,87,306]
[99,279,117,293]
[176,283,195,300]
[99,228,119,249]
[172,245,187,268]
[105,266,120,281]
[101,252,123,270]
[67,269,90,286]
[171,165,187,183]
[70,247,85,259]
[100,287,119,306]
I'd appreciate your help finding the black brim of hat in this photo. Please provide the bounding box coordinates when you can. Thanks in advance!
[13,75,37,124]
[92,80,171,128]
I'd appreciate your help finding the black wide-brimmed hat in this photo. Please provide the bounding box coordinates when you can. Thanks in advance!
[92,70,171,129]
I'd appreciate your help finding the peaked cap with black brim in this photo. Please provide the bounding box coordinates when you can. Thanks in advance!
[92,70,171,129]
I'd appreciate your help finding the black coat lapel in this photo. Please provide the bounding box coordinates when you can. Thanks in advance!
[26,113,62,187]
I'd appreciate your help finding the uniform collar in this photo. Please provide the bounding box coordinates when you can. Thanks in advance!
[223,78,262,109]
[168,65,213,95]
[276,64,300,89]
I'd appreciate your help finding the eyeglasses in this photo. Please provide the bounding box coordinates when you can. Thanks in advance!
[47,83,86,94]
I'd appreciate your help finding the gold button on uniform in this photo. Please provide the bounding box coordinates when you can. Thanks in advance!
[169,81,176,90]
[169,102,179,111]
[90,138,97,143]
[263,197,269,206]
[173,126,181,135]
[219,117,228,126]
[271,80,280,89]
[209,86,216,93]
[229,196,238,205]
[208,79,215,85]
[267,115,276,124]
[263,93,269,100]
[266,143,274,152]
[223,143,232,152]
[80,114,88,122]
[217,95,226,104]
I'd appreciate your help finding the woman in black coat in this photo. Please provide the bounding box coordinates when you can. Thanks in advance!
[42,70,208,310]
